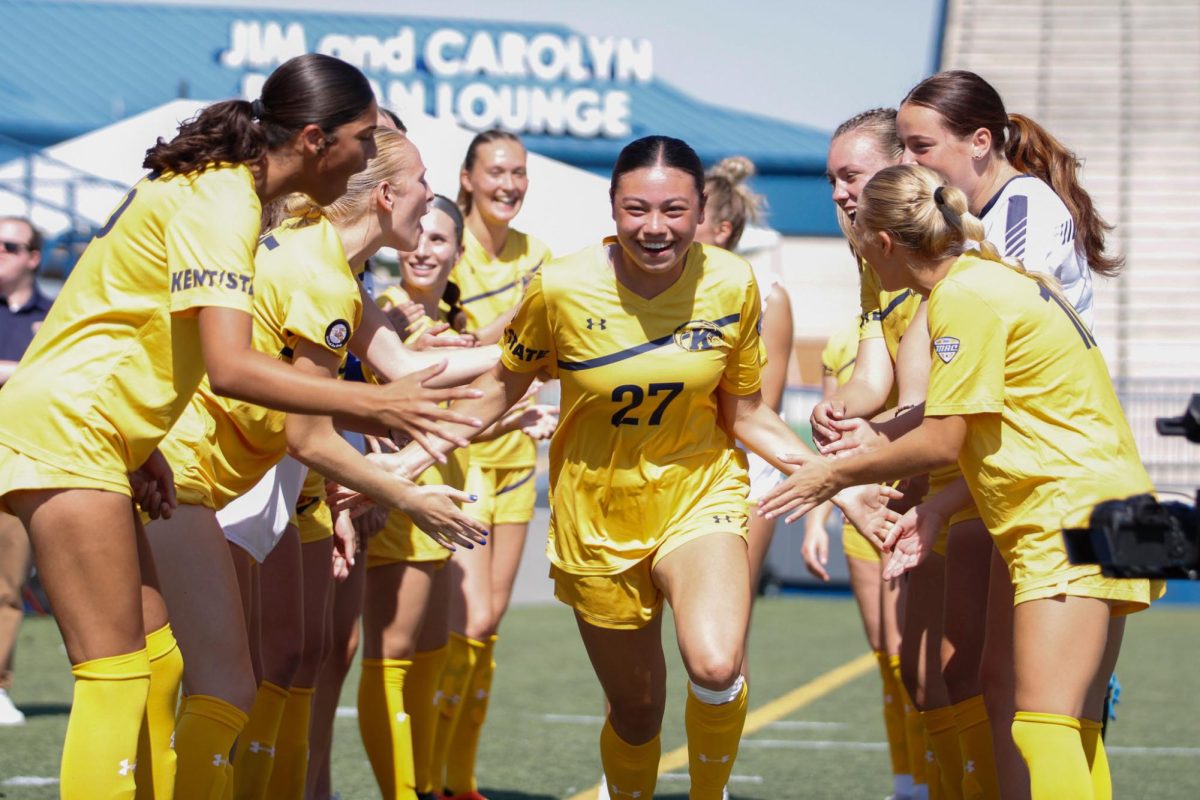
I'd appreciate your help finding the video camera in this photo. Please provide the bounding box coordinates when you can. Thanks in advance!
[1063,394,1200,580]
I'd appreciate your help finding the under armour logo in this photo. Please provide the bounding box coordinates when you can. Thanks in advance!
[396,712,409,723]
[474,689,488,700]
[117,758,136,776]
[169,732,176,750]
[925,750,934,763]
[697,753,731,764]
[212,754,229,767]
[587,318,607,331]
[608,785,641,799]
[248,741,275,757]
[713,514,733,524]
[884,692,894,704]
[965,760,976,773]
[433,690,444,705]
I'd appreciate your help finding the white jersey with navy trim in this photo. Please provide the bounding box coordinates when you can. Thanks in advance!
[979,175,1094,329]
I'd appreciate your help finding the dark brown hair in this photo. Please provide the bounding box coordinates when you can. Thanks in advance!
[143,53,374,177]
[610,135,705,203]
[0,216,43,253]
[902,70,1122,277]
[457,129,524,215]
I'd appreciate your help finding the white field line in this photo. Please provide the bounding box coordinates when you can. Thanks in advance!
[659,773,765,784]
[532,713,844,730]
[2,776,60,786]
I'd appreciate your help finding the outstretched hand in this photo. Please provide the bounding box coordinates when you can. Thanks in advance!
[834,483,904,546]
[810,398,847,446]
[129,448,177,520]
[881,504,946,580]
[378,360,484,459]
[758,457,839,522]
[818,417,885,457]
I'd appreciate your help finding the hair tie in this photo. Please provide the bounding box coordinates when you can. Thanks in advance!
[933,185,946,205]
[250,98,265,120]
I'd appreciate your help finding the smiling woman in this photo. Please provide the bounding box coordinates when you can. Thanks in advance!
[385,133,901,800]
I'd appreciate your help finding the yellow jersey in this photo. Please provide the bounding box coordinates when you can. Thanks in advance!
[0,165,260,484]
[858,258,921,363]
[368,287,471,562]
[452,227,551,468]
[159,214,362,510]
[926,254,1153,590]
[500,239,762,575]
[821,321,860,387]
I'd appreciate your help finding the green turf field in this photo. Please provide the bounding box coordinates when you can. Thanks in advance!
[1,596,1198,799]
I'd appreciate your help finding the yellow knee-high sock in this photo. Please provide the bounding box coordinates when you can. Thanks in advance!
[952,695,999,800]
[445,635,494,795]
[600,719,660,800]
[358,658,417,798]
[900,686,929,793]
[1011,711,1091,800]
[1079,719,1111,800]
[924,706,964,800]
[431,633,481,793]
[878,653,911,779]
[685,677,749,800]
[405,646,450,795]
[231,681,289,800]
[265,687,314,800]
[61,648,151,800]
[174,694,247,800]
[136,625,182,800]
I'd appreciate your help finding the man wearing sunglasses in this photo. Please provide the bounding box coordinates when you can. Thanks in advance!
[0,215,51,727]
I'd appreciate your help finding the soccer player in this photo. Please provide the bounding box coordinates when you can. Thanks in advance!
[817,109,936,800]
[434,130,554,800]
[0,54,480,799]
[145,128,491,799]
[387,135,900,800]
[762,164,1161,800]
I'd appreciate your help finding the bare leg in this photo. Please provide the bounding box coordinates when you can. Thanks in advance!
[980,549,1027,800]
[899,553,952,710]
[486,521,527,635]
[941,519,992,703]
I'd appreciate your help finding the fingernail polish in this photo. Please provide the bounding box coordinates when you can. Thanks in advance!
[469,494,478,502]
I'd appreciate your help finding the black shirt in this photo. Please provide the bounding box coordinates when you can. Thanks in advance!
[0,285,53,362]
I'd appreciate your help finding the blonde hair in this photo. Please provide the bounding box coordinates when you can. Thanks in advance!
[268,128,414,229]
[856,164,1062,293]
[703,155,765,250]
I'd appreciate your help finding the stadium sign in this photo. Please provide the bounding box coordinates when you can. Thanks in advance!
[220,20,653,138]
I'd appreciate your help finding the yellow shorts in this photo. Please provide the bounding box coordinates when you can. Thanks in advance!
[464,464,536,527]
[1012,565,1165,616]
[292,495,333,544]
[551,517,748,631]
[0,442,129,515]
[368,450,466,566]
[841,522,881,563]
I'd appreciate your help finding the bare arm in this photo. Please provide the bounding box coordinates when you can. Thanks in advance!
[196,307,484,453]
[471,306,519,346]
[759,286,794,412]
[0,360,16,385]
[720,388,818,474]
[811,336,894,443]
[284,339,486,549]
[350,283,499,387]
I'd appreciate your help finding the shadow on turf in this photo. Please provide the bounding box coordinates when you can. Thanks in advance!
[480,792,557,800]
[17,702,71,718]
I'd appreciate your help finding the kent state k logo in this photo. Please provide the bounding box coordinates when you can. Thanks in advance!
[673,320,724,351]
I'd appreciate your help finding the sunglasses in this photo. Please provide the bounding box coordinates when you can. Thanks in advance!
[0,241,32,254]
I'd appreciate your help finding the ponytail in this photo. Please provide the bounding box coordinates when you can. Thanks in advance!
[1005,114,1123,277]
[704,155,765,251]
[144,53,374,177]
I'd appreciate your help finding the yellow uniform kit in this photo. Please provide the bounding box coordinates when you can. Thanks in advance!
[926,254,1162,613]
[451,228,551,526]
[294,467,335,545]
[368,287,467,566]
[0,165,260,505]
[822,321,881,565]
[157,213,362,513]
[500,239,762,628]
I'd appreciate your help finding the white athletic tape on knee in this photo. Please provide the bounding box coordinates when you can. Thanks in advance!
[689,675,745,705]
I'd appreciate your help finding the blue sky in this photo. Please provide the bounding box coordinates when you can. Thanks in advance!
[81,0,944,132]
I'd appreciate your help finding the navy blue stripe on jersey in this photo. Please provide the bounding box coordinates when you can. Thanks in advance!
[1005,196,1029,260]
[460,260,544,305]
[879,289,913,321]
[495,468,535,496]
[461,279,520,304]
[557,312,742,372]
[978,174,1036,219]
[262,235,280,251]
